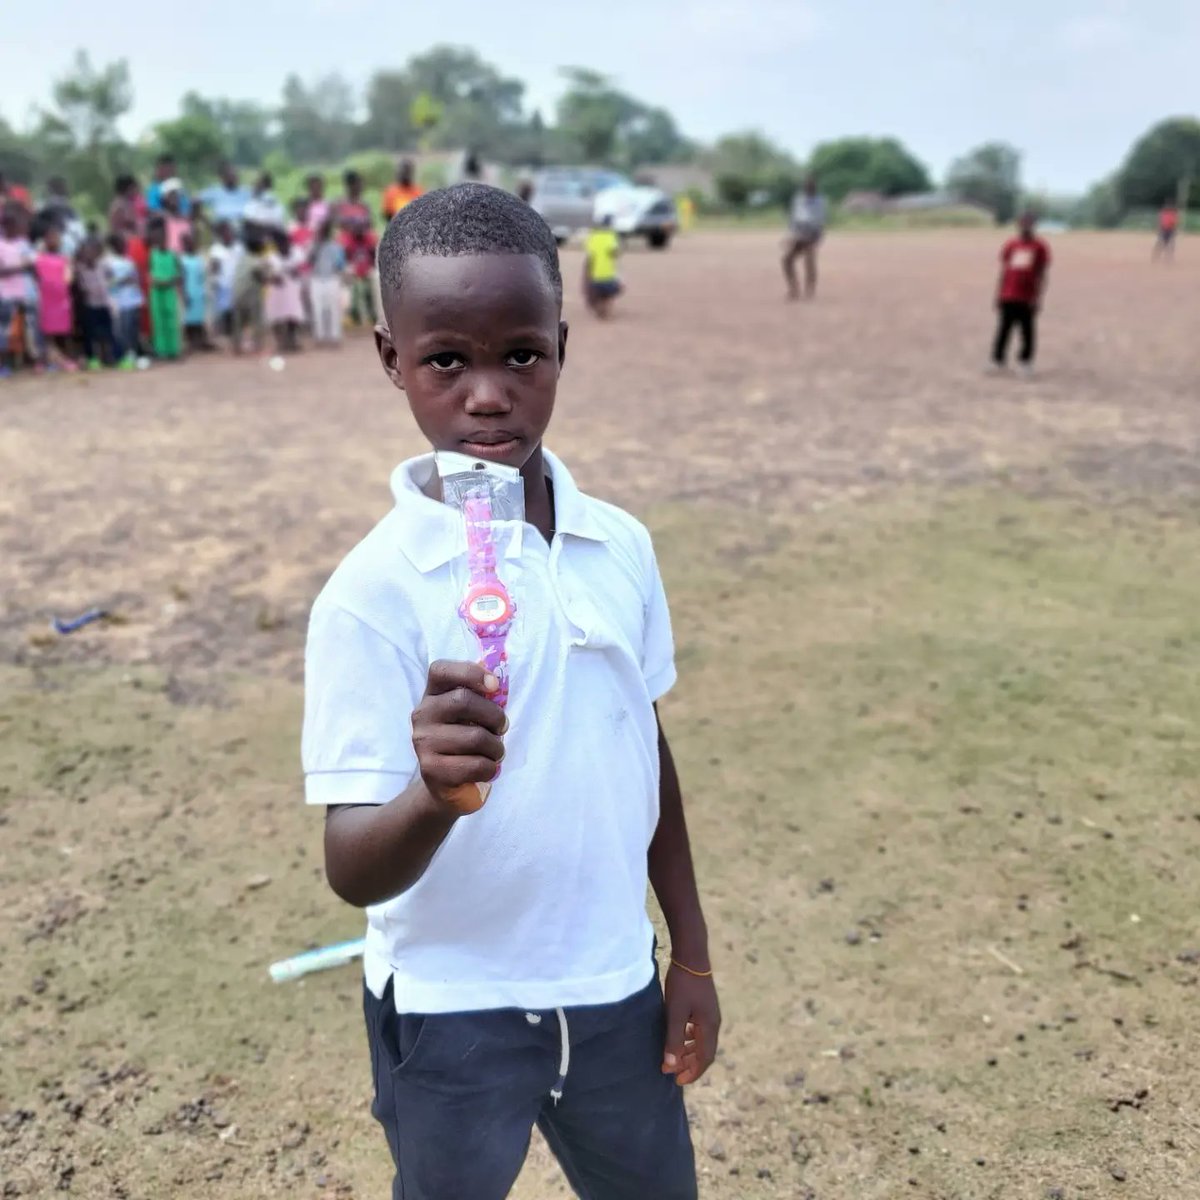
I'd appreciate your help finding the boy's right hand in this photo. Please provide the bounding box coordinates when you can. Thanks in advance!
[412,661,507,815]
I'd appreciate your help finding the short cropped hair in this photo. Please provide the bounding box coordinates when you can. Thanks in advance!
[377,183,562,307]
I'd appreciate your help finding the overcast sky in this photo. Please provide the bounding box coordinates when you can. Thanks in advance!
[3,0,1196,192]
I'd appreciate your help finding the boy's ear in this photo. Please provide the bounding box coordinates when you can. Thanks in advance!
[557,319,569,373]
[375,323,406,392]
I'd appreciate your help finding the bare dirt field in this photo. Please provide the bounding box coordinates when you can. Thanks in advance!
[3,230,1200,1199]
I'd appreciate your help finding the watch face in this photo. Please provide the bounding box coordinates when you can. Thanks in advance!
[465,584,512,626]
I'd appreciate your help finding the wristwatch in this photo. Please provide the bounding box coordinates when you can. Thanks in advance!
[459,491,515,711]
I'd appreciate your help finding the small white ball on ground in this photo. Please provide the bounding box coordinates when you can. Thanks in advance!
[136,356,151,371]
[268,356,286,372]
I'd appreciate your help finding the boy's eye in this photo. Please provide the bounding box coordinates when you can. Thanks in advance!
[426,352,465,371]
[506,349,542,368]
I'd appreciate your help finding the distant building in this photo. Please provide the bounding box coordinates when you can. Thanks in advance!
[639,163,717,200]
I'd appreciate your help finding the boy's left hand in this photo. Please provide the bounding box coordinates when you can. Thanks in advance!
[661,964,720,1085]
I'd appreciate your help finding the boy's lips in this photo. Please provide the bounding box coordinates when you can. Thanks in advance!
[460,433,522,455]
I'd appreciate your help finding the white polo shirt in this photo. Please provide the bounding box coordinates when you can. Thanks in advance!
[302,449,676,1013]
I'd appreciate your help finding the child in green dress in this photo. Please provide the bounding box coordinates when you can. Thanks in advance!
[147,218,182,360]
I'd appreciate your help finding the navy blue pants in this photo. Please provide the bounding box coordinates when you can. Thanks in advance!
[363,973,697,1199]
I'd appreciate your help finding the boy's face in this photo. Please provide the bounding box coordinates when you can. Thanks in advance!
[376,253,566,471]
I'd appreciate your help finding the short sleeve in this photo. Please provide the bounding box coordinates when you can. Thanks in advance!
[641,541,677,702]
[302,602,424,806]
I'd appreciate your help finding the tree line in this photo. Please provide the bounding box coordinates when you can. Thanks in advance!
[1,47,1196,228]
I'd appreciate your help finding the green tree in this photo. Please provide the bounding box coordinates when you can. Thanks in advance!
[403,46,525,158]
[32,50,133,212]
[946,141,1022,223]
[359,71,417,151]
[181,93,275,166]
[808,136,931,201]
[153,113,229,184]
[555,67,638,163]
[811,137,931,201]
[0,114,41,185]
[1116,116,1200,210]
[278,73,357,163]
[555,69,691,168]
[621,106,693,168]
[706,131,799,209]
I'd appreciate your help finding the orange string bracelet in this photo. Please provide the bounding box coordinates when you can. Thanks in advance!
[669,958,714,978]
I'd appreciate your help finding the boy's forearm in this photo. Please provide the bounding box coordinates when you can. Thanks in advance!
[323,781,459,908]
[649,718,710,967]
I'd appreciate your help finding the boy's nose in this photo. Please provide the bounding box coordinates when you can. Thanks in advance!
[464,373,513,414]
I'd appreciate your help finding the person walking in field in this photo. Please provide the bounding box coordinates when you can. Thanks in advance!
[990,209,1051,376]
[303,183,718,1200]
[1153,200,1179,261]
[782,174,827,300]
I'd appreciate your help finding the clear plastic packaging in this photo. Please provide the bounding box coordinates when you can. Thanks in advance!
[436,452,526,805]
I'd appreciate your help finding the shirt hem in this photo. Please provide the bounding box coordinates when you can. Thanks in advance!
[365,946,657,1014]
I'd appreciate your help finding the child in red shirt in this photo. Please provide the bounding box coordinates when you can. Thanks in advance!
[340,219,378,328]
[990,210,1050,375]
[1154,202,1179,261]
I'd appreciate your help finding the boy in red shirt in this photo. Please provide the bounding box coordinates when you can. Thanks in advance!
[1154,202,1179,261]
[991,210,1050,375]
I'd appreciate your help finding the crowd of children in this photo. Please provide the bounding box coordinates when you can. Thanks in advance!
[0,158,419,378]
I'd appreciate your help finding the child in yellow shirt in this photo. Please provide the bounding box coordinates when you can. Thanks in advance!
[583,215,622,318]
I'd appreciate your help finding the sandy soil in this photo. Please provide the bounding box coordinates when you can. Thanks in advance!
[2,230,1199,1199]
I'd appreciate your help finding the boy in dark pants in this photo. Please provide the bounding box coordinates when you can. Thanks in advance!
[991,210,1050,376]
[302,184,718,1200]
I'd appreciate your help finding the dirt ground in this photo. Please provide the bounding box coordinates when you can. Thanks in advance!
[2,230,1200,1199]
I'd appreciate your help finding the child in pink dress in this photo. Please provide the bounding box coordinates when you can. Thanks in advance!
[264,228,305,353]
[35,224,77,371]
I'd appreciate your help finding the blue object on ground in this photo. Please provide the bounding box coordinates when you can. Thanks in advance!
[52,608,109,635]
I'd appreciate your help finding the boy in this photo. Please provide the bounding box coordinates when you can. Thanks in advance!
[1154,200,1179,261]
[302,184,718,1200]
[782,174,826,300]
[991,209,1051,375]
[583,213,622,318]
[382,158,424,223]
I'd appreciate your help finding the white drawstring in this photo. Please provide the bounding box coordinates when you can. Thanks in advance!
[525,1007,571,1103]
[550,1006,570,1104]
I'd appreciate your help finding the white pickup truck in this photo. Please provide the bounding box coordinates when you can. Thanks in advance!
[530,168,678,249]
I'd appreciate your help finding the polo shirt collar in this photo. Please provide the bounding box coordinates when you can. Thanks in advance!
[390,447,609,574]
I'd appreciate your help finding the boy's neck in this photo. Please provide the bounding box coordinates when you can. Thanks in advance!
[520,443,554,542]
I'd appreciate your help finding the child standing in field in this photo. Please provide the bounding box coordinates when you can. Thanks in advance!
[105,232,144,366]
[230,232,266,354]
[207,221,241,344]
[302,184,717,1200]
[583,213,622,318]
[0,206,38,376]
[990,209,1051,376]
[307,219,345,347]
[76,237,117,368]
[36,223,77,371]
[265,228,305,353]
[179,233,210,352]
[340,218,378,328]
[147,218,183,361]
